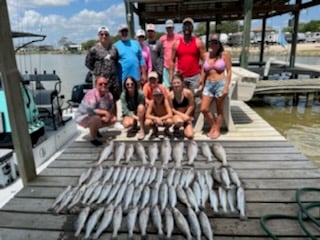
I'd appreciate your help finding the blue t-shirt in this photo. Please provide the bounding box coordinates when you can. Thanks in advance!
[114,39,145,84]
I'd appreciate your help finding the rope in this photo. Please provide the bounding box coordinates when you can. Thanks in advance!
[260,187,320,239]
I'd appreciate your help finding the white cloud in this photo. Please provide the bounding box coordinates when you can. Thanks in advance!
[24,0,73,7]
[7,1,126,46]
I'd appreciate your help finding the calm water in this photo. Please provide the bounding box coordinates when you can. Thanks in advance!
[16,54,320,167]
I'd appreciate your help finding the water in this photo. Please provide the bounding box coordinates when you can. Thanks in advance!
[248,95,320,168]
[16,54,320,167]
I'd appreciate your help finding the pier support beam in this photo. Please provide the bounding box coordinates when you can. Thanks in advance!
[240,0,253,68]
[289,0,301,68]
[0,0,37,183]
[125,0,135,39]
[306,93,314,107]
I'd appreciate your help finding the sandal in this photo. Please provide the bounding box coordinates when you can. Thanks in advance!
[164,128,171,137]
[137,131,145,140]
[173,128,181,138]
[90,139,103,146]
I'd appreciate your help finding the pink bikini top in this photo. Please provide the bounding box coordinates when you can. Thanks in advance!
[203,57,226,73]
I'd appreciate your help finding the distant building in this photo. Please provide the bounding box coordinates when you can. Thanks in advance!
[68,44,82,52]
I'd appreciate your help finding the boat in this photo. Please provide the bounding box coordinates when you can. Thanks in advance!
[0,31,80,191]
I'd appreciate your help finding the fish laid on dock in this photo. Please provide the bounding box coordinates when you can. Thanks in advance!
[50,140,249,239]
[212,142,228,166]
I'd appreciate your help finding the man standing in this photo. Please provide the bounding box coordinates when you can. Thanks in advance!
[159,19,181,88]
[114,24,147,86]
[85,26,121,102]
[169,18,206,93]
[145,23,163,83]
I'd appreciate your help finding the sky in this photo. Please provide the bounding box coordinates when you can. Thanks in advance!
[6,0,320,47]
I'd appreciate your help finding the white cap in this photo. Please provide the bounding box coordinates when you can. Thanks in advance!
[165,19,174,28]
[182,17,194,25]
[146,24,156,31]
[97,26,109,34]
[118,24,129,32]
[136,29,146,37]
[148,71,158,79]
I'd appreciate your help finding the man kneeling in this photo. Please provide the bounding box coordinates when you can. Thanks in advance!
[75,76,116,146]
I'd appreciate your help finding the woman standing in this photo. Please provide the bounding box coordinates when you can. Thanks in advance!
[136,29,152,85]
[169,73,195,139]
[197,33,232,139]
[120,76,146,140]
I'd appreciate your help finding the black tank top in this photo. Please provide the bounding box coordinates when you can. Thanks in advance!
[173,95,189,109]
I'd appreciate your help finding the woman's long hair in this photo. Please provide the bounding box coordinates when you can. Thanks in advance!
[210,34,224,57]
[124,76,139,106]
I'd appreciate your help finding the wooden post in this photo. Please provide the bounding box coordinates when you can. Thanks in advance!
[240,0,253,68]
[259,17,267,64]
[0,0,37,183]
[292,93,299,106]
[289,0,301,68]
[206,20,210,50]
[125,0,135,39]
[306,93,314,107]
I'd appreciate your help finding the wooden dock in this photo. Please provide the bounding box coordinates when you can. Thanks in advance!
[255,78,320,95]
[0,101,320,239]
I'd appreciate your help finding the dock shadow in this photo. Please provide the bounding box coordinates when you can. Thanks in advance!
[231,105,253,125]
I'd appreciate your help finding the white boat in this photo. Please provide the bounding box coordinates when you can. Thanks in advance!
[0,31,81,205]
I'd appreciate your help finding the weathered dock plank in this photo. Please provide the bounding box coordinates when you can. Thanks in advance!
[0,100,319,240]
[0,212,319,238]
[14,187,320,203]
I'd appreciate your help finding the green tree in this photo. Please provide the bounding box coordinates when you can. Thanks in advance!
[194,21,241,36]
[58,37,72,48]
[81,39,98,51]
[301,20,320,32]
[283,20,320,33]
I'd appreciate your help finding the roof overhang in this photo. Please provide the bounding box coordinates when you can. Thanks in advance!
[125,0,320,24]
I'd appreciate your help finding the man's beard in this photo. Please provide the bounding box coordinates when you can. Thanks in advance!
[121,35,129,41]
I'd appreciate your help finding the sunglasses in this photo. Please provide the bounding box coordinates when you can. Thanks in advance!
[98,82,107,86]
[126,83,134,87]
[210,39,220,44]
[99,33,109,37]
[120,29,128,33]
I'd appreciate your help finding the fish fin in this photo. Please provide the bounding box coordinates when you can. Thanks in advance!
[240,214,248,221]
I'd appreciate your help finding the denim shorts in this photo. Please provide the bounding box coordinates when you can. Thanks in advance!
[202,78,226,98]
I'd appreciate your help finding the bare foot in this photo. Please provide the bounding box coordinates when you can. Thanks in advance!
[207,130,220,139]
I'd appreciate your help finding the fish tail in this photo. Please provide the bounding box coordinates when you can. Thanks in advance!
[141,234,149,240]
[110,236,118,240]
[240,214,248,221]
[158,234,166,240]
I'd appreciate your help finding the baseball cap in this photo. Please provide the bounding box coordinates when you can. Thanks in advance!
[165,19,174,28]
[148,71,158,79]
[152,87,163,95]
[136,29,146,37]
[118,24,129,32]
[146,24,156,31]
[182,17,194,25]
[98,26,109,34]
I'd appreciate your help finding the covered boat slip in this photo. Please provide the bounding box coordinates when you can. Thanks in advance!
[0,100,320,239]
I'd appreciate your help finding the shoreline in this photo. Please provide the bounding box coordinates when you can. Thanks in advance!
[17,43,320,57]
[226,42,320,57]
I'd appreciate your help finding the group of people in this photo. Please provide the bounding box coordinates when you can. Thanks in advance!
[75,17,232,146]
